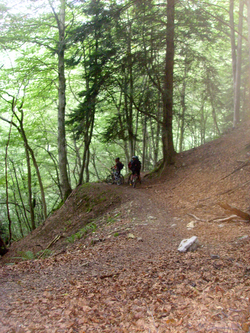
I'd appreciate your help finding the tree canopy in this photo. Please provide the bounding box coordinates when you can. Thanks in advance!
[0,0,249,242]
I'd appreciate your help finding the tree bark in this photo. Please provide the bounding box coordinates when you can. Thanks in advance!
[232,0,244,126]
[162,0,176,165]
[56,0,72,199]
[230,0,236,84]
[5,111,14,242]
[179,59,187,152]
[247,0,250,112]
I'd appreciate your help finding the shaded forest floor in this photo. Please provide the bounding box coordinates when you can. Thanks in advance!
[1,120,250,332]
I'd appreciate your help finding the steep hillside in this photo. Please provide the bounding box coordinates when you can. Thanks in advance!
[1,120,250,332]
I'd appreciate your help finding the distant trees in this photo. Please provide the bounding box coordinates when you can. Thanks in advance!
[67,0,117,185]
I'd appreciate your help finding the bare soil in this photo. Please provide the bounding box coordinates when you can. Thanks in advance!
[1,121,250,333]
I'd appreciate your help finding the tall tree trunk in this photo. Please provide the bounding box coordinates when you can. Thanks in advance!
[162,0,176,165]
[85,149,90,183]
[230,0,236,85]
[24,141,36,230]
[232,0,244,126]
[124,21,134,157]
[57,0,72,199]
[206,73,221,136]
[247,0,250,113]
[179,61,187,152]
[142,115,147,171]
[5,113,14,242]
[78,105,95,185]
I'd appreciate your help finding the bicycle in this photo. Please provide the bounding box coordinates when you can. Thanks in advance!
[106,167,124,185]
[128,173,139,188]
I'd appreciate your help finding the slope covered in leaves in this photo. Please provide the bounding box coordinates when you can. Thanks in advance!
[0,120,250,332]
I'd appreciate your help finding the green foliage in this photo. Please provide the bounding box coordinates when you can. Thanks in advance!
[14,250,36,261]
[64,221,72,232]
[106,213,120,224]
[13,249,53,261]
[37,249,53,259]
[66,222,97,243]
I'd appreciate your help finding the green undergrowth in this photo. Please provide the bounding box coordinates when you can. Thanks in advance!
[11,249,53,261]
[66,222,97,243]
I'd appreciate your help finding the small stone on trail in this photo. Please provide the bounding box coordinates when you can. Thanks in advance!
[148,216,157,220]
[91,238,101,245]
[239,235,249,240]
[186,221,196,230]
[178,236,199,252]
[210,254,220,259]
[127,233,135,239]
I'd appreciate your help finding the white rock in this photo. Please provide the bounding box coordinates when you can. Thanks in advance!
[178,236,198,252]
[186,221,196,229]
[239,235,249,240]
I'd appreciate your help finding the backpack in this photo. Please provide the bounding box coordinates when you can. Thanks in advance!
[117,161,124,171]
[131,158,140,171]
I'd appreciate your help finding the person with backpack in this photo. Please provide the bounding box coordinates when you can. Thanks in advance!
[130,156,141,183]
[113,157,124,179]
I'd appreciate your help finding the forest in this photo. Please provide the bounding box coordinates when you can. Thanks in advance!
[0,0,249,244]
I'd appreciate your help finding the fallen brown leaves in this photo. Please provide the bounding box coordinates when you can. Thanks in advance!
[1,235,250,332]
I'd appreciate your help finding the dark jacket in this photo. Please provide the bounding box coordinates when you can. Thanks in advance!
[116,161,123,172]
[131,159,141,172]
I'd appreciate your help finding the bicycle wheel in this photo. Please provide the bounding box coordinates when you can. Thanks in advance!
[106,174,113,184]
[132,176,138,188]
[118,175,124,185]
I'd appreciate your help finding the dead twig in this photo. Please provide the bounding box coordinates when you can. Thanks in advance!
[187,213,206,222]
[220,160,250,180]
[211,215,238,223]
[218,180,250,196]
[37,235,61,258]
[218,202,250,221]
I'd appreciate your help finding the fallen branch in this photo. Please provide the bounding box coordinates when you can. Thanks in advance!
[37,235,61,258]
[220,160,250,180]
[212,215,238,223]
[218,202,250,221]
[187,213,206,222]
[218,180,250,196]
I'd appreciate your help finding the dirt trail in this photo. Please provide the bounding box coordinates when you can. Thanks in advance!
[1,121,250,332]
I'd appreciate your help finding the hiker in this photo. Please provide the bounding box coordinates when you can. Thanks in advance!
[113,157,124,178]
[128,158,133,171]
[130,156,141,183]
